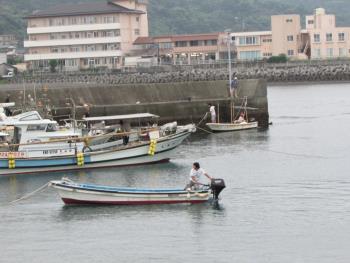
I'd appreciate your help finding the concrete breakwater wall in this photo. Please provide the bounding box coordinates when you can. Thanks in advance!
[8,63,350,84]
[0,79,269,127]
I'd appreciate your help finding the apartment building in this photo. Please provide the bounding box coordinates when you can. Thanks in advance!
[306,8,350,59]
[132,32,230,65]
[24,0,149,71]
[232,8,350,61]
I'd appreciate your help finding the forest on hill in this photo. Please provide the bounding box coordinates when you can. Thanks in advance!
[0,0,349,38]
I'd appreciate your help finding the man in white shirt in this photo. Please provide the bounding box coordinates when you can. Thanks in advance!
[188,162,212,190]
[208,104,216,123]
[235,112,246,123]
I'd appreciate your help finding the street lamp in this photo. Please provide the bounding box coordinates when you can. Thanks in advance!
[225,29,232,96]
[225,28,235,123]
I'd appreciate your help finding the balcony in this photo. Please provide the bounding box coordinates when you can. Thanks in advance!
[24,37,121,48]
[27,23,121,34]
[24,50,123,61]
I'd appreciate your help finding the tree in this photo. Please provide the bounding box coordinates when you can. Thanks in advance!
[49,59,58,73]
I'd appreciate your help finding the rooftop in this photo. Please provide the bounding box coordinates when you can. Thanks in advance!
[25,1,144,19]
[134,32,222,45]
[231,31,272,37]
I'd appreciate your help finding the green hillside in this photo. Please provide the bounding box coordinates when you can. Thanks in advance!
[0,0,349,39]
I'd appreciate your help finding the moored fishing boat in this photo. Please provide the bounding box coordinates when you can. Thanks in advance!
[206,97,258,132]
[0,110,196,176]
[206,121,258,132]
[49,178,226,205]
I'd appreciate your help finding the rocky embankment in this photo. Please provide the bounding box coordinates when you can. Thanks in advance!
[8,63,350,84]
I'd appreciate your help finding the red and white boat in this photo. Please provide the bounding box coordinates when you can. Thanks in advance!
[49,178,226,206]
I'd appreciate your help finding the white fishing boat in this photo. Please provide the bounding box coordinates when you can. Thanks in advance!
[50,178,226,205]
[206,121,258,132]
[206,97,258,132]
[0,110,196,176]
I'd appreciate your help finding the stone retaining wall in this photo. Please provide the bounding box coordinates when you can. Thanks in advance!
[6,63,350,85]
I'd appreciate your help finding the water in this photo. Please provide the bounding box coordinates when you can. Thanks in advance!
[1,83,350,263]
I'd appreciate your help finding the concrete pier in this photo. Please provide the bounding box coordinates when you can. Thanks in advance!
[0,78,269,127]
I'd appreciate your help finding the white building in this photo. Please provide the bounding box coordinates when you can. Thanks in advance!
[24,0,149,71]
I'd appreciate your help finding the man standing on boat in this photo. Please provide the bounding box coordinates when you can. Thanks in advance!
[208,104,216,123]
[188,162,212,190]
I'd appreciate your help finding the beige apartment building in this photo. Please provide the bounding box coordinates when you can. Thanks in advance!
[306,8,350,59]
[24,0,149,71]
[232,8,350,61]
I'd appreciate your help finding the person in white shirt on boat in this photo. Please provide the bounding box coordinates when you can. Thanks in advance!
[208,104,216,123]
[235,112,246,124]
[0,108,7,121]
[188,162,212,190]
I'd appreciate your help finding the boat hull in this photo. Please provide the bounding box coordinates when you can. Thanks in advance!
[206,122,258,132]
[0,130,191,176]
[50,181,211,206]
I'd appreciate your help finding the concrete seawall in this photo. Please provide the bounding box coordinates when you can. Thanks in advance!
[0,79,269,127]
[6,62,350,84]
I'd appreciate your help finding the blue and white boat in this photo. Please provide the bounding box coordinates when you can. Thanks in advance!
[50,178,226,205]
[0,110,195,176]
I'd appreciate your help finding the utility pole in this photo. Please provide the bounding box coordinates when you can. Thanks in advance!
[225,29,234,123]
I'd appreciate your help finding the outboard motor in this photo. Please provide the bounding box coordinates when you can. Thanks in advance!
[210,178,226,200]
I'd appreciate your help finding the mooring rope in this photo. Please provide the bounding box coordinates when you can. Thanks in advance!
[10,182,50,205]
[196,112,209,126]
[196,126,215,135]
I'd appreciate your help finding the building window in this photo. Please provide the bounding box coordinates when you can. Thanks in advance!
[134,29,140,35]
[204,39,217,46]
[159,42,172,49]
[104,16,116,24]
[287,50,294,56]
[286,19,293,23]
[239,51,261,60]
[312,49,321,58]
[107,43,121,50]
[190,40,199,46]
[175,41,187,47]
[339,48,346,57]
[314,34,320,43]
[326,48,333,57]
[106,31,115,37]
[338,33,345,42]
[287,35,294,42]
[263,53,272,57]
[65,59,77,67]
[239,36,258,46]
[262,38,272,43]
[70,17,78,25]
[326,33,333,42]
[308,20,314,25]
[136,17,140,22]
[72,47,80,52]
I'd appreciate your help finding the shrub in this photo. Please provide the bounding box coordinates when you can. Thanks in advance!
[267,54,288,63]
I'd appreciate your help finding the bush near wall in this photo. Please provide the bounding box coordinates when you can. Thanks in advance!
[267,54,288,63]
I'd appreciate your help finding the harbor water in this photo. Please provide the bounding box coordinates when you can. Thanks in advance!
[1,83,350,263]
